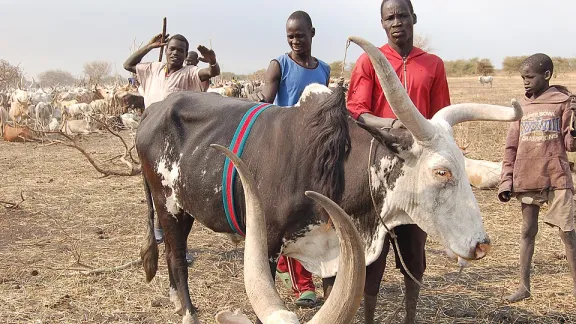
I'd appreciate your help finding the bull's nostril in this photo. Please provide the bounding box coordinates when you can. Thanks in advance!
[475,242,491,259]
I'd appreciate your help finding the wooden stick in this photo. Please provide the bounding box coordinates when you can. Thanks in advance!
[158,17,167,62]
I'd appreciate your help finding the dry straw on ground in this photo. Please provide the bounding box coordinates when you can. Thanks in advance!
[1,74,576,323]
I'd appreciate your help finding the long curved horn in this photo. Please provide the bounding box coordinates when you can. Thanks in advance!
[304,191,365,324]
[432,99,523,126]
[211,144,365,324]
[348,36,435,142]
[211,144,298,323]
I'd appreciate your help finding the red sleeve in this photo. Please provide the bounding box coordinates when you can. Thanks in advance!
[499,121,519,195]
[346,54,374,120]
[429,59,451,117]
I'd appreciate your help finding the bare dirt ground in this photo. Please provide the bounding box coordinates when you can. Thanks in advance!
[2,74,576,323]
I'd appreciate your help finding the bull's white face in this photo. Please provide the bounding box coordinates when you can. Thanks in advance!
[12,89,29,103]
[379,120,489,261]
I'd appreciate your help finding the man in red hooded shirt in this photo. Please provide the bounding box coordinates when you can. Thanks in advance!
[347,0,451,323]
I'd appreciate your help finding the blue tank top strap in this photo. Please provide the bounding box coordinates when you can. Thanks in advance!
[274,53,331,107]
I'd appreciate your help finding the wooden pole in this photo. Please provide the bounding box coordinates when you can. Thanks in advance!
[158,17,167,62]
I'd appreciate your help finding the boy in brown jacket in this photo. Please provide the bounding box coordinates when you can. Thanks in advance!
[499,53,576,302]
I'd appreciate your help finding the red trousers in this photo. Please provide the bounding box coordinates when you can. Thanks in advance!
[277,255,316,294]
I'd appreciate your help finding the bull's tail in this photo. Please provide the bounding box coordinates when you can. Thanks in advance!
[140,175,159,282]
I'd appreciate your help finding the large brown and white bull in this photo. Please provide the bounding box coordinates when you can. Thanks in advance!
[136,36,521,324]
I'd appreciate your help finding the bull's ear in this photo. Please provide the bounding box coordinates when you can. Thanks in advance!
[354,119,401,154]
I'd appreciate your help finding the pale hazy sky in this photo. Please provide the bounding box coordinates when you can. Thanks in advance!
[3,0,575,79]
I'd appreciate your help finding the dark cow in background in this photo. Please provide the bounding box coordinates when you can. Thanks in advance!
[136,36,522,324]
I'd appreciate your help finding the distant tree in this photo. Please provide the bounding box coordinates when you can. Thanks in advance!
[0,59,23,90]
[414,33,433,53]
[38,69,77,87]
[550,57,576,78]
[476,59,494,76]
[221,71,238,80]
[328,61,355,79]
[101,74,126,85]
[502,56,528,76]
[444,58,479,77]
[83,61,111,85]
[248,69,266,81]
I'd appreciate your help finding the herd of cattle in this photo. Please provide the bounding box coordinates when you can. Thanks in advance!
[0,82,145,136]
[0,77,503,193]
[0,79,272,138]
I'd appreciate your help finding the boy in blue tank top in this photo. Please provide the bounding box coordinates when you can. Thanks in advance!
[250,11,330,106]
[249,11,330,308]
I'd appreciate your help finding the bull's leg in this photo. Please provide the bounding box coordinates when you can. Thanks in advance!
[391,225,427,324]
[403,277,421,324]
[163,212,199,324]
[166,215,195,315]
[363,235,390,324]
[166,242,183,314]
[321,277,335,299]
[506,203,539,303]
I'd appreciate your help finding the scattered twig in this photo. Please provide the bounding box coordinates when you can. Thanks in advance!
[383,301,404,324]
[82,257,142,275]
[87,115,140,165]
[0,191,25,209]
[52,133,140,176]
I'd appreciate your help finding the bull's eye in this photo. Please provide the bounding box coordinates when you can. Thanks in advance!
[434,169,452,179]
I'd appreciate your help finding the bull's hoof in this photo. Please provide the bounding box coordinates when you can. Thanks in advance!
[215,310,252,324]
[182,310,200,324]
[169,288,183,315]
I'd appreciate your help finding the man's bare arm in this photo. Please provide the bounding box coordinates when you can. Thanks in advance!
[249,60,281,103]
[123,34,168,73]
[359,113,401,129]
[197,45,220,81]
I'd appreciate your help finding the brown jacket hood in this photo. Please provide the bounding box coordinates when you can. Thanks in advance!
[524,86,571,104]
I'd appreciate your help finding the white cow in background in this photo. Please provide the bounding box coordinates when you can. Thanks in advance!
[479,76,494,87]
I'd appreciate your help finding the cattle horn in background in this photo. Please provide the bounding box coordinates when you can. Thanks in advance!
[347,36,435,142]
[432,99,523,126]
[211,144,365,324]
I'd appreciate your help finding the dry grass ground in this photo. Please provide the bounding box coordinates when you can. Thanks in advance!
[1,74,576,323]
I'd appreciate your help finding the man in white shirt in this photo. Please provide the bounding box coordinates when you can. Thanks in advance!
[123,34,220,262]
[123,33,220,108]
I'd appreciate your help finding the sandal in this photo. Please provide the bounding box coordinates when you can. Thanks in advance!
[295,291,317,308]
[276,270,292,289]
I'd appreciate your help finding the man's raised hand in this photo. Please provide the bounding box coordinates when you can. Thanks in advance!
[198,45,217,65]
[148,33,169,49]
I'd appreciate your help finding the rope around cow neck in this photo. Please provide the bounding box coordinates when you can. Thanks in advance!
[367,137,464,291]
